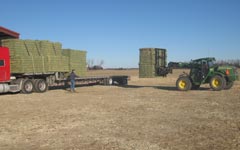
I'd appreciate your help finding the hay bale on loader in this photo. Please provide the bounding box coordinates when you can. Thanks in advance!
[139,48,167,78]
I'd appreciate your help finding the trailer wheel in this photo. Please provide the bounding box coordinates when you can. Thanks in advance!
[108,78,113,85]
[103,78,113,85]
[121,78,128,85]
[21,79,34,94]
[34,79,48,93]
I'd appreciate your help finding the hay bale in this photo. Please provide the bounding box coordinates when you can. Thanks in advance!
[62,49,87,76]
[1,39,29,56]
[23,40,41,56]
[39,40,62,56]
[139,48,167,78]
[1,39,86,75]
[139,64,156,78]
[1,39,41,73]
[44,56,69,72]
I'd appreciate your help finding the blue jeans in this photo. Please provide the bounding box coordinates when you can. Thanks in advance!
[70,79,75,91]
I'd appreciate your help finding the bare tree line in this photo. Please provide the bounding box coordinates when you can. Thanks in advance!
[216,59,240,68]
[87,59,104,70]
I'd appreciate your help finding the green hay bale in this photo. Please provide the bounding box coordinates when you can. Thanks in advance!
[23,40,41,56]
[1,39,29,56]
[139,48,167,78]
[139,64,156,78]
[39,41,62,56]
[1,39,86,75]
[62,49,87,76]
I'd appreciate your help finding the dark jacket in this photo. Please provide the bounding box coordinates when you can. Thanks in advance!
[69,72,78,80]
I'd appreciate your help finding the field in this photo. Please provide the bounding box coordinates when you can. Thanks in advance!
[0,69,240,150]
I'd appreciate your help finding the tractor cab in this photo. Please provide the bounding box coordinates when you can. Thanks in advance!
[189,57,216,84]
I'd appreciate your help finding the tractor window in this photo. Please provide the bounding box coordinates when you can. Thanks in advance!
[208,61,214,67]
[0,60,4,67]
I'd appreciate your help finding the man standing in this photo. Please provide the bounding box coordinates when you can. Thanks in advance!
[69,69,79,92]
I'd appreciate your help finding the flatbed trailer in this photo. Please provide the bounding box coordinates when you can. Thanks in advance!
[0,46,129,94]
[49,75,129,87]
[0,68,129,94]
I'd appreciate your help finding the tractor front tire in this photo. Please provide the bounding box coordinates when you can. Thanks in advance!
[176,76,192,91]
[210,75,226,91]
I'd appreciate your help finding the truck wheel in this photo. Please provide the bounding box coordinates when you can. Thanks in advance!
[210,75,226,91]
[122,78,128,85]
[21,79,34,94]
[103,78,112,85]
[224,81,234,90]
[176,76,192,91]
[34,79,48,93]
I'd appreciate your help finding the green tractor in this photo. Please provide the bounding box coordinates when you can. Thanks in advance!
[176,57,239,91]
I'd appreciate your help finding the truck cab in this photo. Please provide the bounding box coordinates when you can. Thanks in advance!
[0,47,10,82]
[0,26,19,83]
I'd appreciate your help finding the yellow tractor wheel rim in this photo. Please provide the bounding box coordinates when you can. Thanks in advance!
[179,80,186,89]
[212,78,220,88]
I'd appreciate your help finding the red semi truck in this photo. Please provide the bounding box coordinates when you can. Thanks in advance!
[0,27,128,94]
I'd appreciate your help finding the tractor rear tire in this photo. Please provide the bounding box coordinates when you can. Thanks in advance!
[224,81,234,90]
[210,75,226,91]
[176,76,192,91]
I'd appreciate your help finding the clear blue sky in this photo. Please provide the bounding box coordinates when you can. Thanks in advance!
[1,0,240,68]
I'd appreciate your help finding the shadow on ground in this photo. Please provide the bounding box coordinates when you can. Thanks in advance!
[118,85,210,91]
[49,83,98,91]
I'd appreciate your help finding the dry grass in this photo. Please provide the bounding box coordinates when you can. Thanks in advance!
[0,69,239,150]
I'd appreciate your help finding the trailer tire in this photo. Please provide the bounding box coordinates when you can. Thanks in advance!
[121,78,128,85]
[104,78,113,85]
[34,79,48,93]
[21,79,34,94]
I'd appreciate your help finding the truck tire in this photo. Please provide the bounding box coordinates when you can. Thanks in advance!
[34,79,48,93]
[21,79,34,94]
[210,75,226,91]
[176,76,192,91]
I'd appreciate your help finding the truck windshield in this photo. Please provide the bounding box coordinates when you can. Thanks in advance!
[0,60,4,66]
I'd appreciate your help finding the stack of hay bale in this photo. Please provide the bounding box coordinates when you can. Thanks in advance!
[0,39,86,75]
[139,48,167,78]
[62,49,87,76]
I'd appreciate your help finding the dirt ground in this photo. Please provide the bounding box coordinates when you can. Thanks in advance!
[0,69,240,150]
